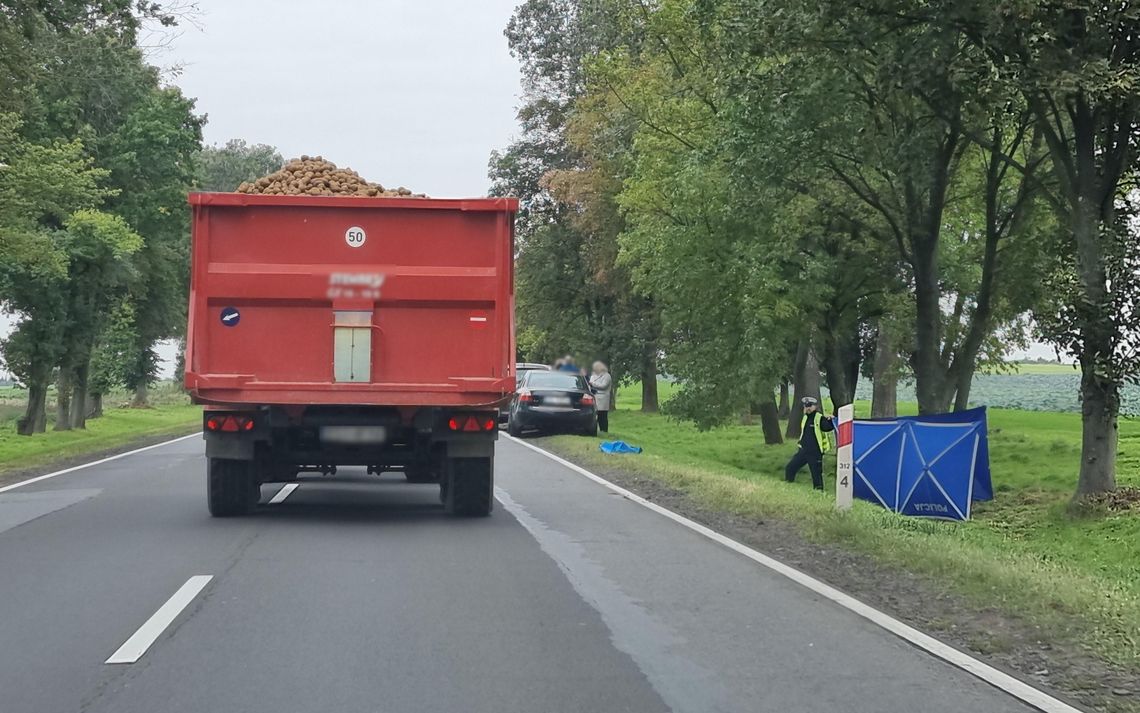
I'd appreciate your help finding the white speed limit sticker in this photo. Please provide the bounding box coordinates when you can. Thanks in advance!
[345,226,367,248]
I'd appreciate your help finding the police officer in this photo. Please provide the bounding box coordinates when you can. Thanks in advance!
[785,396,835,490]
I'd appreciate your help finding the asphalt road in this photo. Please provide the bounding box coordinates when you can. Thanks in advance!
[0,436,1037,713]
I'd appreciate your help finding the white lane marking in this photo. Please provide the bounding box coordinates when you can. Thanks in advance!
[268,483,299,504]
[105,575,213,664]
[502,435,1082,713]
[0,433,200,495]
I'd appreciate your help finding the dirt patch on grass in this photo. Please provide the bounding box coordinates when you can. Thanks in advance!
[537,438,1139,713]
[1082,487,1140,513]
[0,429,199,489]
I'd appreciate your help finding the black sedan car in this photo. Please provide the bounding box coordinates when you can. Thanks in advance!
[506,370,597,437]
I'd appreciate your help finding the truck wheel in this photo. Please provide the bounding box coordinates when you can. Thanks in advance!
[442,456,493,517]
[207,458,257,517]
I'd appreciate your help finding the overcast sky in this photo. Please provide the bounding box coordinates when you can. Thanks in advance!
[162,0,524,197]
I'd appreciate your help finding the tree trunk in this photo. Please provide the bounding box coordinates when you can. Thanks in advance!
[912,236,946,415]
[55,370,73,431]
[1070,190,1118,496]
[88,392,104,419]
[787,341,822,439]
[823,347,852,411]
[71,361,89,429]
[777,380,790,419]
[787,339,809,438]
[758,396,783,445]
[871,322,898,418]
[132,382,149,408]
[640,357,659,413]
[17,382,49,436]
[1076,364,1118,497]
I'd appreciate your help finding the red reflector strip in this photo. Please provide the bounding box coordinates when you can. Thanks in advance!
[220,416,239,432]
[462,416,481,432]
[838,421,853,447]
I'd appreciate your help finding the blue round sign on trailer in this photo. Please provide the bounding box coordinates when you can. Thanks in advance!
[220,307,240,327]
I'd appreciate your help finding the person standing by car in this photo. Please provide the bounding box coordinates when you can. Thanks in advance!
[589,361,613,433]
[784,396,834,490]
[558,355,579,373]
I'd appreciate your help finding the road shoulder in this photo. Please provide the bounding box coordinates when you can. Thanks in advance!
[0,429,200,490]
[532,436,1138,713]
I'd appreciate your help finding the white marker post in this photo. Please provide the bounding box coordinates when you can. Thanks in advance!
[835,404,854,511]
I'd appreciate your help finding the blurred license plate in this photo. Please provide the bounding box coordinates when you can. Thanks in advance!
[320,426,387,444]
[545,396,571,406]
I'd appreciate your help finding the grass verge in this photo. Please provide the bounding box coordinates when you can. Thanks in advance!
[547,387,1139,674]
[0,385,200,476]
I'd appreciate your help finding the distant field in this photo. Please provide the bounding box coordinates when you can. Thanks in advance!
[850,363,1139,415]
[1007,362,1080,375]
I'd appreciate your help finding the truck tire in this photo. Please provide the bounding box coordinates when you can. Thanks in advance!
[442,456,493,517]
[207,458,257,517]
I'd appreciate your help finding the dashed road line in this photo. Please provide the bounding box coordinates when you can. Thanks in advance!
[105,575,213,664]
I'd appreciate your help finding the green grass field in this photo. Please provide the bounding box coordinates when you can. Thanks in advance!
[548,382,1140,671]
[0,383,200,476]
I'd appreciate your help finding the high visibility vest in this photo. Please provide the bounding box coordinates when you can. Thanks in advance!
[800,412,831,453]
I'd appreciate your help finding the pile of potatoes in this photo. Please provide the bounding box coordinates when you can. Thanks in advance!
[236,156,425,198]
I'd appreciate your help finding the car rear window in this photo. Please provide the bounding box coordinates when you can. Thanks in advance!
[526,372,585,390]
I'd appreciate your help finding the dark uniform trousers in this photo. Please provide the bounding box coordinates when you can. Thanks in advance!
[785,446,825,490]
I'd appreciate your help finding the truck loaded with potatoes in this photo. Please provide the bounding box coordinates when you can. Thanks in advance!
[186,162,516,518]
[236,156,427,198]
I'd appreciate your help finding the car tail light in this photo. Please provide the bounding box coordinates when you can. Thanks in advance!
[518,389,534,403]
[581,394,595,407]
[206,415,254,433]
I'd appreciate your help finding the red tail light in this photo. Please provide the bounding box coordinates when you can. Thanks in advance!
[206,415,254,433]
[518,389,534,403]
[581,394,595,407]
[448,414,498,432]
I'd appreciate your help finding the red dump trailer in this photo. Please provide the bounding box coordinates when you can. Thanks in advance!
[184,193,517,517]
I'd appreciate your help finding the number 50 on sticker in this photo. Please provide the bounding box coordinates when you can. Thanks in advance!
[345,226,366,248]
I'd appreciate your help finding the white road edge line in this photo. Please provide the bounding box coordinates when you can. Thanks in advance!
[105,575,213,664]
[501,434,1083,713]
[268,482,300,504]
[0,433,200,495]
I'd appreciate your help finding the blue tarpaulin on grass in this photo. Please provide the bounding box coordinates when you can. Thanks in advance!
[852,407,992,521]
[599,441,643,454]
